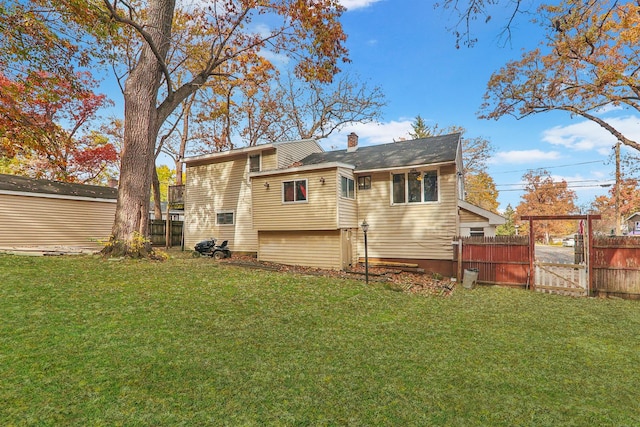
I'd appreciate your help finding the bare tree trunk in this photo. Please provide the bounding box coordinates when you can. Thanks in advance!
[175,94,194,186]
[152,167,163,220]
[103,0,175,257]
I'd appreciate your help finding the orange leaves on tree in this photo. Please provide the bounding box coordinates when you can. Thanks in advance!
[480,0,640,152]
[0,71,115,183]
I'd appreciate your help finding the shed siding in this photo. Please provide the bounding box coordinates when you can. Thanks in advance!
[355,164,458,261]
[252,168,338,231]
[259,230,341,269]
[185,156,257,252]
[0,193,115,248]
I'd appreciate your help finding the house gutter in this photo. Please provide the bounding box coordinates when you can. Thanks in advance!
[249,162,356,178]
[0,189,117,203]
[183,144,275,165]
[353,160,455,174]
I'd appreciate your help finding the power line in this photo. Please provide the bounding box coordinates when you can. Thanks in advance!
[498,182,615,192]
[496,179,612,188]
[492,160,606,175]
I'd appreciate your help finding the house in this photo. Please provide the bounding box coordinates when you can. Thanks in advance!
[184,133,504,276]
[0,173,117,249]
[626,212,640,236]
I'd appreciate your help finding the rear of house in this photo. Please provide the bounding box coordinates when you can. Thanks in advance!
[183,139,323,252]
[250,163,358,269]
[295,133,467,275]
[184,133,503,276]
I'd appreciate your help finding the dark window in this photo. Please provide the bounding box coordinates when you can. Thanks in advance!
[423,170,438,202]
[392,173,405,204]
[408,171,421,203]
[392,170,439,204]
[249,154,261,172]
[357,175,371,190]
[216,212,234,225]
[470,227,484,237]
[283,179,307,203]
[341,176,355,199]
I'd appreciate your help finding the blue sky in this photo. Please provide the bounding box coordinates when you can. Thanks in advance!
[320,0,640,211]
[99,0,640,211]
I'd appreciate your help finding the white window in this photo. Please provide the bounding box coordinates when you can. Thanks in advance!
[283,179,307,203]
[341,176,355,199]
[216,211,235,225]
[392,170,439,204]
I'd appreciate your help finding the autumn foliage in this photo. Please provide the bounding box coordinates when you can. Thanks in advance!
[0,71,117,183]
[481,0,640,153]
[516,170,579,243]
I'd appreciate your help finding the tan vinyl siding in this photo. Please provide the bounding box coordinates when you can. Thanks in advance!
[356,164,458,261]
[0,193,115,249]
[275,140,323,169]
[185,155,257,252]
[337,167,358,229]
[259,230,341,269]
[459,208,487,223]
[261,149,278,171]
[252,168,338,231]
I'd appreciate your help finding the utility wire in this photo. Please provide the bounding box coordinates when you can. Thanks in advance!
[492,160,606,175]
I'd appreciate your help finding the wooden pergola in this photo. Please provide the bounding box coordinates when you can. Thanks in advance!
[520,214,601,294]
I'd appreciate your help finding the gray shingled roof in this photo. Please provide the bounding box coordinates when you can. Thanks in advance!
[299,133,461,171]
[0,174,118,199]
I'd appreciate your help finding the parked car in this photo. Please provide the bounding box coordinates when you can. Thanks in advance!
[562,237,575,247]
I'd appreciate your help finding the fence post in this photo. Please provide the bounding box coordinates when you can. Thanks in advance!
[457,238,463,282]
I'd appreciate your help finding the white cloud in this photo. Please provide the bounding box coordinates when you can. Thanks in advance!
[542,115,640,153]
[321,119,412,150]
[490,149,562,164]
[339,0,383,11]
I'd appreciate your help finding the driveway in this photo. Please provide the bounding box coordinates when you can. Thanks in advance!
[534,245,576,264]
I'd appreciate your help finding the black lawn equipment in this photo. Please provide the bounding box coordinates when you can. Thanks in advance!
[194,238,231,260]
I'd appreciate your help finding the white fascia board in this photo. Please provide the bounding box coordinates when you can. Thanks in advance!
[183,144,274,164]
[0,189,117,203]
[354,160,455,174]
[249,162,355,178]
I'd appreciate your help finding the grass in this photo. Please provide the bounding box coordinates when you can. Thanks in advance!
[1,252,640,426]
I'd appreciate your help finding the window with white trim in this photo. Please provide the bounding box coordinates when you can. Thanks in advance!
[283,179,307,203]
[391,170,439,204]
[358,175,371,190]
[249,154,261,172]
[341,176,355,199]
[216,211,235,225]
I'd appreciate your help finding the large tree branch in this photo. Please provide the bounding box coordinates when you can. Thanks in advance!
[102,0,174,96]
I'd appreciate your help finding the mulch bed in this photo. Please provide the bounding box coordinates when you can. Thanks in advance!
[220,255,457,296]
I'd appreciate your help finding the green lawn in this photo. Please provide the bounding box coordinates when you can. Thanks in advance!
[1,253,639,426]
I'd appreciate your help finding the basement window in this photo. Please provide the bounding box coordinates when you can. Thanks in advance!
[470,227,485,237]
[216,211,235,225]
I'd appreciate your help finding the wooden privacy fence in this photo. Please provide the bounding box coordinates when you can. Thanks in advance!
[456,236,530,288]
[149,220,183,247]
[592,236,640,299]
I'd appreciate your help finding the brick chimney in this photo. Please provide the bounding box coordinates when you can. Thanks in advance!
[347,132,358,152]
